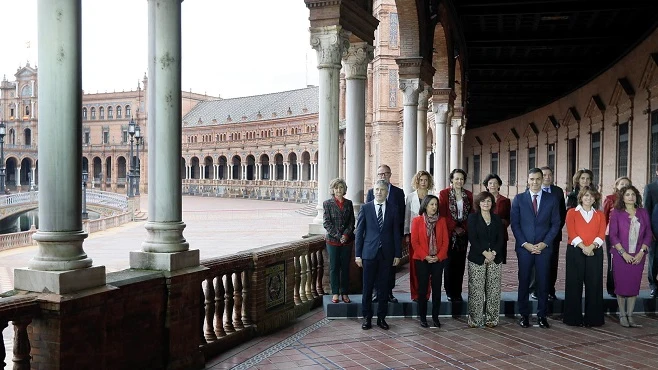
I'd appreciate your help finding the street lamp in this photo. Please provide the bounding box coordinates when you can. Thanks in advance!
[135,124,141,196]
[0,121,5,194]
[82,170,89,220]
[127,118,135,197]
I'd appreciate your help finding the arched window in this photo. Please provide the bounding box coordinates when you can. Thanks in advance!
[116,106,122,118]
[125,105,131,118]
[25,105,30,116]
[82,108,87,120]
[99,107,105,119]
[108,106,113,119]
[91,107,96,119]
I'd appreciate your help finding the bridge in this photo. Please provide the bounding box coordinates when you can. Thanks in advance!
[0,190,129,221]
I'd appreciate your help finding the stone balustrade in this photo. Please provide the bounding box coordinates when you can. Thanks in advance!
[182,179,317,203]
[0,293,40,369]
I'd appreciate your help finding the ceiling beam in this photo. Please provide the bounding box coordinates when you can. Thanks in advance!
[457,1,658,16]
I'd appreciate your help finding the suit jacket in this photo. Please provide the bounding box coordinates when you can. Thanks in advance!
[644,180,658,220]
[609,208,653,252]
[366,183,405,234]
[546,184,567,241]
[322,197,355,245]
[410,215,449,262]
[438,187,474,235]
[355,200,402,261]
[511,190,561,250]
[467,213,504,264]
[493,194,511,242]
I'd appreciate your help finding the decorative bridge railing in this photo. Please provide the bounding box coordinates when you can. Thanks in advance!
[182,179,318,204]
[0,190,129,218]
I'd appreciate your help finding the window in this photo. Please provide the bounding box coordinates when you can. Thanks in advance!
[528,147,536,171]
[103,130,109,144]
[83,108,87,120]
[91,107,96,119]
[547,143,556,174]
[108,106,113,119]
[125,105,131,118]
[509,150,517,186]
[84,131,90,145]
[116,106,122,118]
[99,107,105,119]
[651,111,658,183]
[473,154,481,183]
[490,152,499,175]
[617,122,629,177]
[122,130,128,144]
[10,108,14,118]
[591,132,601,186]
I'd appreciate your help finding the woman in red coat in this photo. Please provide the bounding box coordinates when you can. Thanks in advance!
[411,194,449,328]
[602,176,631,297]
[438,169,473,302]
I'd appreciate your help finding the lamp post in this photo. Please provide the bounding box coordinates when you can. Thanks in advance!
[82,170,89,220]
[135,124,141,196]
[127,118,135,197]
[0,121,5,194]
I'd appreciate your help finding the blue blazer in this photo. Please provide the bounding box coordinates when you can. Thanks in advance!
[510,190,561,250]
[355,200,402,261]
[366,184,405,234]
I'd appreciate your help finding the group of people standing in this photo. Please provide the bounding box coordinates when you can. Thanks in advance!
[322,164,657,330]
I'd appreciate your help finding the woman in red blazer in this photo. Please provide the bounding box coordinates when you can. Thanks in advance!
[438,169,473,301]
[411,194,449,328]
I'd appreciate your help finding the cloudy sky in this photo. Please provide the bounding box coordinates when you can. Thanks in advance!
[0,0,319,98]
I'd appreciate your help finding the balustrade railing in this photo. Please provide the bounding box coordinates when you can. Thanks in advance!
[182,179,317,204]
[0,192,37,207]
[85,190,129,211]
[199,236,326,359]
[0,293,39,369]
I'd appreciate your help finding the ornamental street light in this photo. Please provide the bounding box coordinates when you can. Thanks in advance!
[0,121,5,194]
[135,124,141,196]
[82,170,89,220]
[127,118,136,197]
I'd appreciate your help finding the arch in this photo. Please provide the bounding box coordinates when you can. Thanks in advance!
[108,106,113,119]
[180,157,186,179]
[218,155,227,180]
[117,156,127,184]
[190,156,200,179]
[125,105,131,118]
[232,155,242,180]
[116,105,122,118]
[105,156,112,185]
[204,156,213,179]
[5,157,18,187]
[432,23,451,89]
[91,107,96,119]
[82,157,89,172]
[83,107,87,120]
[394,0,420,57]
[20,158,32,186]
[24,128,32,146]
[8,128,15,145]
[288,152,298,180]
[274,153,284,180]
[301,151,311,181]
[93,157,102,181]
[246,155,255,180]
[260,154,270,180]
[99,106,104,119]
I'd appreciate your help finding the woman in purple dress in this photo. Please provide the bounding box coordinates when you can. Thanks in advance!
[609,185,652,328]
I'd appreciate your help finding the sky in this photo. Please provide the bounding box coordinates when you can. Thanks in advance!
[0,0,319,98]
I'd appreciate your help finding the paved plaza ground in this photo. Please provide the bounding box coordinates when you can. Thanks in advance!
[2,196,658,369]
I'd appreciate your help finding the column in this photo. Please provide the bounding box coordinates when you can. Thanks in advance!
[242,164,247,180]
[228,164,232,180]
[200,164,205,179]
[416,87,430,172]
[284,163,289,181]
[460,125,466,169]
[15,0,105,294]
[132,0,199,271]
[343,42,372,213]
[15,166,20,189]
[308,26,349,234]
[400,79,421,195]
[432,101,449,190]
[450,117,461,171]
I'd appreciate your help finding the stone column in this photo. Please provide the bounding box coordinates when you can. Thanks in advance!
[460,125,466,169]
[400,79,421,195]
[450,117,461,171]
[15,0,105,294]
[416,87,430,172]
[343,42,372,213]
[433,101,449,190]
[15,166,20,189]
[309,26,349,234]
[131,0,199,271]
[200,165,205,179]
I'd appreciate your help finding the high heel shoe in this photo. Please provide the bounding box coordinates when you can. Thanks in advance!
[627,316,642,327]
[620,315,630,327]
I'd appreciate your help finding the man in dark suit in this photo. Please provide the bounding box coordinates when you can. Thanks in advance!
[366,164,405,303]
[511,168,561,329]
[356,180,402,330]
[643,166,658,298]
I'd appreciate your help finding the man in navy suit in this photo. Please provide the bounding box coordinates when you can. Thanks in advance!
[511,168,561,329]
[356,179,402,330]
[366,164,405,303]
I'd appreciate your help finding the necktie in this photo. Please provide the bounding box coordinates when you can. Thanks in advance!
[543,187,551,193]
[532,194,538,215]
[377,204,383,230]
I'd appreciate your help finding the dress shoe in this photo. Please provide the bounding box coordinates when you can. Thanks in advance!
[608,291,617,298]
[361,318,372,330]
[377,318,389,330]
[388,294,398,303]
[651,289,657,298]
[447,296,453,302]
[620,315,630,327]
[530,292,538,300]
[432,319,441,328]
[538,317,550,329]
[419,320,429,328]
[518,316,530,328]
[452,295,463,302]
[372,294,378,303]
[628,316,642,327]
[547,293,557,301]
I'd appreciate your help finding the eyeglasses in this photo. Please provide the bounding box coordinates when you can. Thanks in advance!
[377,172,391,176]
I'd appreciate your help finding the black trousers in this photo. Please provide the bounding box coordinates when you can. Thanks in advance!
[529,238,561,295]
[362,251,391,319]
[648,240,658,292]
[444,243,467,298]
[415,259,445,320]
[563,245,604,327]
[604,235,615,294]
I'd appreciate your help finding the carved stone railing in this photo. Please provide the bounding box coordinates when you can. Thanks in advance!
[0,229,37,252]
[199,236,326,360]
[85,190,129,211]
[182,179,317,204]
[0,190,128,220]
[0,292,40,369]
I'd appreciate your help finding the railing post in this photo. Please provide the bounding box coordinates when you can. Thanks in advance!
[203,277,217,342]
[305,252,314,299]
[12,318,31,368]
[0,320,7,367]
[214,276,226,337]
[241,270,252,326]
[233,272,244,329]
[224,275,235,333]
[299,254,308,303]
[309,251,319,298]
[294,255,302,305]
[316,250,326,295]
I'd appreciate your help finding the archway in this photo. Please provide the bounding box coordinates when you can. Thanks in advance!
[232,155,242,180]
[180,157,186,179]
[20,158,32,186]
[260,154,270,180]
[204,156,213,179]
[117,156,127,185]
[218,156,227,180]
[288,152,298,181]
[246,155,255,180]
[190,157,200,179]
[301,151,311,181]
[274,153,284,180]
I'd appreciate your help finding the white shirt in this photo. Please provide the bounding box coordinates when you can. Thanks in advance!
[571,205,605,248]
[457,198,464,219]
[375,201,386,224]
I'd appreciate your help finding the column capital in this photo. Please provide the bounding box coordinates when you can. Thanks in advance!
[310,26,350,69]
[432,101,450,116]
[342,42,374,80]
[399,78,421,106]
[418,86,432,110]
